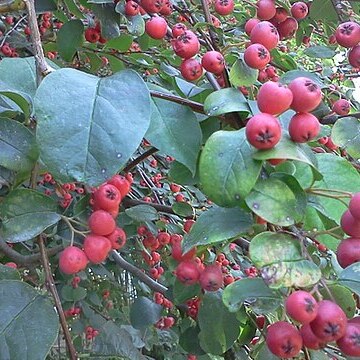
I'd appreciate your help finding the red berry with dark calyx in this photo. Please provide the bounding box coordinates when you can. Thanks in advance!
[199,264,223,291]
[59,246,88,274]
[141,0,163,13]
[336,237,360,268]
[93,184,121,212]
[157,231,170,245]
[88,210,116,236]
[125,1,140,16]
[107,174,131,199]
[256,0,276,20]
[201,51,225,74]
[341,210,360,237]
[349,192,360,220]
[266,321,303,358]
[335,21,360,48]
[214,0,234,16]
[245,113,282,150]
[171,237,196,261]
[172,31,200,59]
[285,290,318,324]
[336,323,360,356]
[288,77,322,112]
[332,99,350,115]
[244,43,270,69]
[83,235,112,264]
[180,58,203,81]
[244,18,260,36]
[272,7,288,23]
[277,17,299,40]
[85,28,100,43]
[250,21,279,50]
[257,81,293,115]
[175,261,200,285]
[172,23,187,38]
[107,227,127,250]
[145,17,168,39]
[310,300,347,342]
[160,0,172,16]
[348,45,360,68]
[291,2,308,20]
[300,324,326,350]
[288,112,320,143]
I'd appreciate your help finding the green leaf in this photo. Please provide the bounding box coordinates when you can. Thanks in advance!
[173,279,201,304]
[279,70,324,88]
[313,153,360,222]
[331,117,360,159]
[35,68,151,186]
[61,285,87,302]
[222,278,281,313]
[126,14,145,36]
[146,96,202,176]
[130,296,162,330]
[0,264,20,280]
[252,134,319,170]
[199,129,262,207]
[229,56,258,87]
[172,202,194,217]
[169,161,199,185]
[93,321,146,360]
[105,34,133,51]
[309,0,338,22]
[125,205,159,222]
[270,48,297,71]
[0,117,39,173]
[339,262,360,297]
[250,231,302,268]
[35,0,57,12]
[245,173,307,226]
[92,3,121,39]
[198,291,241,355]
[179,325,205,356]
[182,206,252,253]
[0,189,61,242]
[0,280,59,360]
[0,89,32,119]
[57,20,84,62]
[63,0,85,18]
[203,88,249,117]
[304,45,336,59]
[319,284,356,318]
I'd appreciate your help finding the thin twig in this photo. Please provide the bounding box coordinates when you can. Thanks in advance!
[0,15,27,48]
[123,147,158,173]
[38,235,77,360]
[110,250,168,294]
[122,197,175,214]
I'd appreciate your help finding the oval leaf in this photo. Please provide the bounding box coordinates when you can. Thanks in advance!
[130,296,162,330]
[125,205,159,222]
[35,68,151,186]
[57,19,84,62]
[229,56,258,87]
[304,45,336,59]
[199,129,263,207]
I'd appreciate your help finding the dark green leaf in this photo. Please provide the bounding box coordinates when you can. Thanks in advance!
[279,70,324,88]
[0,89,32,119]
[179,325,205,355]
[130,296,162,330]
[182,206,252,253]
[173,279,201,304]
[245,173,307,226]
[309,0,338,22]
[0,280,59,360]
[168,161,199,185]
[92,3,121,39]
[126,15,145,36]
[0,117,39,173]
[146,96,202,176]
[203,88,249,117]
[229,56,258,87]
[331,117,360,159]
[199,129,262,207]
[57,20,84,62]
[304,45,336,59]
[0,189,61,242]
[125,205,159,222]
[105,34,133,51]
[270,48,297,71]
[35,69,151,186]
[172,202,194,217]
[0,264,20,280]
[61,285,87,302]
[339,262,360,297]
[35,0,57,12]
[63,0,85,18]
[222,278,281,313]
[198,291,241,355]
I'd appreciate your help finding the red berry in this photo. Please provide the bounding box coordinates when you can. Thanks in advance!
[250,21,279,50]
[141,0,163,13]
[107,174,131,199]
[257,81,293,114]
[341,210,360,237]
[172,30,200,59]
[201,51,225,74]
[214,0,234,16]
[160,0,172,15]
[337,323,360,356]
[300,324,326,350]
[93,184,121,212]
[244,43,270,69]
[170,183,181,192]
[244,18,260,36]
[5,262,17,269]
[288,77,322,112]
[157,232,171,245]
[291,2,308,20]
[59,246,88,274]
[175,261,200,285]
[107,227,127,250]
[349,193,360,220]
[348,45,360,68]
[277,17,298,40]
[199,264,223,291]
[256,0,276,20]
[310,300,347,342]
[88,210,116,236]
[172,23,187,37]
[145,17,168,39]
[180,58,203,81]
[85,28,100,43]
[332,99,351,115]
[266,321,303,358]
[245,113,282,149]
[125,1,140,16]
[83,235,112,264]
[336,237,360,268]
[184,219,195,233]
[272,7,288,23]
[288,112,320,143]
[335,21,360,48]
[171,236,196,261]
[285,290,318,324]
